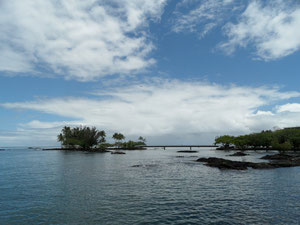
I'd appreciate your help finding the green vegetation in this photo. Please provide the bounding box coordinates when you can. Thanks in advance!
[112,132,125,148]
[120,139,146,150]
[215,127,300,152]
[138,136,146,143]
[57,126,146,151]
[114,136,147,150]
[57,126,106,150]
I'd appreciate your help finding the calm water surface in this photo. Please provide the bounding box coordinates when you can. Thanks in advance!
[1,148,300,224]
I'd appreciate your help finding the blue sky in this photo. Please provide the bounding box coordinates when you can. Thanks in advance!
[1,0,300,146]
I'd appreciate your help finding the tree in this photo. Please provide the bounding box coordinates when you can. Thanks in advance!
[258,131,273,149]
[112,133,125,147]
[121,140,140,149]
[216,127,300,153]
[232,136,248,150]
[138,136,146,145]
[215,135,235,149]
[272,139,292,154]
[98,130,106,144]
[57,126,106,150]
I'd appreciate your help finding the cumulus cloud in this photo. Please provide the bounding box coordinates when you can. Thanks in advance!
[2,79,300,145]
[220,0,300,60]
[277,103,300,113]
[0,128,63,147]
[0,0,166,81]
[172,0,238,37]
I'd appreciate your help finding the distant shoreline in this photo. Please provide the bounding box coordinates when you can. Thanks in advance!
[216,146,300,151]
[42,147,110,152]
[42,147,146,151]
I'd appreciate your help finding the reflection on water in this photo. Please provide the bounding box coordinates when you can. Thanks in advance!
[1,148,300,224]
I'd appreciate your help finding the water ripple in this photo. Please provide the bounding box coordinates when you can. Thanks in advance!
[1,148,300,224]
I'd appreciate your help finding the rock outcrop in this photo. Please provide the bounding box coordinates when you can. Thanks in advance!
[111,151,126,154]
[197,154,300,170]
[227,152,249,156]
[177,150,198,153]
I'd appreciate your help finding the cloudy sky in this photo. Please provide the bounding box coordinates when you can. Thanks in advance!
[1,0,300,146]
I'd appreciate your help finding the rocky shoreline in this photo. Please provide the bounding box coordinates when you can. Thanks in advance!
[39,147,300,170]
[42,148,132,154]
[42,148,110,152]
[42,147,145,152]
[196,153,300,170]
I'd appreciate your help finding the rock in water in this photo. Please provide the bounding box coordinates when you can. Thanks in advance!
[177,150,198,153]
[111,151,126,154]
[197,157,249,170]
[227,152,249,156]
[261,154,293,160]
[196,156,300,170]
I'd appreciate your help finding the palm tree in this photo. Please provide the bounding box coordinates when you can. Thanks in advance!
[112,133,125,148]
[57,126,106,150]
[99,130,106,143]
[138,136,146,144]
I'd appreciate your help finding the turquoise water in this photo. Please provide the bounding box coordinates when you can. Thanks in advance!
[1,148,300,224]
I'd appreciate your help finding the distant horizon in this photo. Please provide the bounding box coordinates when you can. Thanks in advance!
[1,125,299,148]
[1,0,300,146]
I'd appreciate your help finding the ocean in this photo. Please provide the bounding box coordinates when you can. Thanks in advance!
[1,147,300,224]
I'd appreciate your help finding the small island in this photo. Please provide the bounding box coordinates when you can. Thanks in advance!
[43,126,300,170]
[196,127,300,170]
[44,126,146,152]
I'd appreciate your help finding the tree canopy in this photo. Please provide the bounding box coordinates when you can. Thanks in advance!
[215,128,300,152]
[112,133,125,141]
[57,126,106,150]
[57,127,147,151]
[120,136,146,149]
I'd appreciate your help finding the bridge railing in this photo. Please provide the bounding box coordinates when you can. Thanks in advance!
[139,145,218,150]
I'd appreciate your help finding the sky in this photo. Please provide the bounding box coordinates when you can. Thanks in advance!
[1,0,300,146]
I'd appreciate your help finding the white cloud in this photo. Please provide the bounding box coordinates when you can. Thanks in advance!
[254,110,274,116]
[22,120,83,129]
[0,128,60,147]
[220,0,300,60]
[0,0,166,81]
[277,103,300,113]
[172,0,238,37]
[0,47,33,73]
[2,79,300,145]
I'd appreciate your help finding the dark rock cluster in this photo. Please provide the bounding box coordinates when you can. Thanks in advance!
[197,154,300,170]
[111,151,126,154]
[227,152,249,156]
[177,150,198,153]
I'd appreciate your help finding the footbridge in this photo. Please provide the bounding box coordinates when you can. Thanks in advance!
[143,145,218,150]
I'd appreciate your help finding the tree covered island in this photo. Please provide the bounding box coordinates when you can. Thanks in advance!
[215,127,300,152]
[56,126,146,151]
[196,127,300,170]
